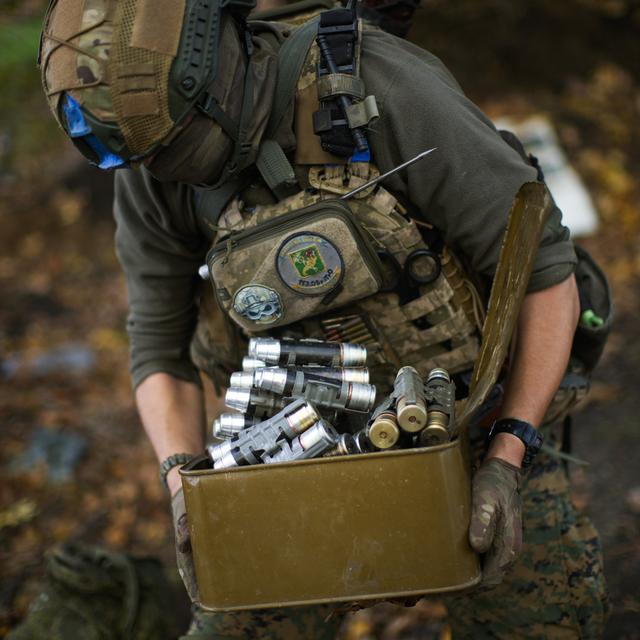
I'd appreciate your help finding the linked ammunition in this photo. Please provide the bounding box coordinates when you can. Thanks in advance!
[232,366,369,389]
[419,368,456,446]
[208,399,321,469]
[394,366,428,433]
[248,338,367,367]
[253,368,376,414]
[263,420,340,464]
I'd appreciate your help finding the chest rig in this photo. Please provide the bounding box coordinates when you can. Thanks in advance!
[195,11,483,392]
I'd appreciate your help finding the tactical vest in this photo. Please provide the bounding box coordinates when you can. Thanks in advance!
[190,16,484,394]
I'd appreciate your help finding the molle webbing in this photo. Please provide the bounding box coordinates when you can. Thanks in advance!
[198,162,482,390]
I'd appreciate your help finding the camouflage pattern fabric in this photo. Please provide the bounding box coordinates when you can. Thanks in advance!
[446,432,610,639]
[182,603,344,640]
[468,457,523,587]
[8,543,181,640]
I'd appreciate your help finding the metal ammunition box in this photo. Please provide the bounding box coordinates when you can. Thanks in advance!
[180,438,480,611]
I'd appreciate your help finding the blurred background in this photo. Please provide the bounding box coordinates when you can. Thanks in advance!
[1,0,639,638]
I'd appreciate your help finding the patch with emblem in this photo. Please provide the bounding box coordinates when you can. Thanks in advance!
[232,285,283,324]
[277,233,343,296]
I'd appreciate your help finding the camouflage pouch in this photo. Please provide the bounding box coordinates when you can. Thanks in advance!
[206,200,384,332]
[8,544,182,640]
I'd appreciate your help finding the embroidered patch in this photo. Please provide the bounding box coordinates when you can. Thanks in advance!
[277,233,343,296]
[232,285,283,324]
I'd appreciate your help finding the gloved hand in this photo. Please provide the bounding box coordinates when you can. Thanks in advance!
[469,457,523,587]
[171,488,200,602]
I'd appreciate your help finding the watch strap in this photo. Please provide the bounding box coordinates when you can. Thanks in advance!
[489,418,543,469]
[159,453,195,490]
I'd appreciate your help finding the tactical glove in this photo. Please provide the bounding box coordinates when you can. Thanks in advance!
[469,457,523,587]
[171,488,200,603]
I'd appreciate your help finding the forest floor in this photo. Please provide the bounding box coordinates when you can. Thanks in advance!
[1,1,639,638]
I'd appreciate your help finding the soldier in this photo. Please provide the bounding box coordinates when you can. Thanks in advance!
[39,0,609,638]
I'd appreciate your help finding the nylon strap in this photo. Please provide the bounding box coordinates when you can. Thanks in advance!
[254,18,319,197]
[193,178,241,238]
[256,139,298,199]
[265,17,319,140]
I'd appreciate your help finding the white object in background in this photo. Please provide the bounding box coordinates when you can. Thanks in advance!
[494,116,599,238]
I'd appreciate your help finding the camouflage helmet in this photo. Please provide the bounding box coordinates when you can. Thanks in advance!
[39,0,256,174]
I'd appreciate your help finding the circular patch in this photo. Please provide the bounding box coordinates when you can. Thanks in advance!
[232,285,283,325]
[276,233,343,296]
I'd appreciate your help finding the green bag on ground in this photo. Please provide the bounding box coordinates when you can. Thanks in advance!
[8,543,184,640]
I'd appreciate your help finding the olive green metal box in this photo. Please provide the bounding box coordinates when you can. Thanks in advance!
[180,438,480,612]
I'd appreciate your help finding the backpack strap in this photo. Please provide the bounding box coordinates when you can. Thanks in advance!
[265,17,319,140]
[194,19,318,229]
[254,18,319,197]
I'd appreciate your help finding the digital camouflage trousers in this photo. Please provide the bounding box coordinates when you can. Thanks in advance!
[183,434,609,640]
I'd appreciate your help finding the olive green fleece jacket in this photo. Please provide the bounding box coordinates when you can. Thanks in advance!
[113,28,577,389]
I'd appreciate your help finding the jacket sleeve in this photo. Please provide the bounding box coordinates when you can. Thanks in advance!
[362,30,577,292]
[113,167,209,389]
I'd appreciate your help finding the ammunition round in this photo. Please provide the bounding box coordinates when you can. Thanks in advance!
[419,411,450,447]
[253,368,289,394]
[299,420,339,451]
[242,357,266,371]
[338,433,357,455]
[394,366,428,432]
[341,368,370,384]
[285,401,320,434]
[213,413,256,439]
[427,368,451,383]
[340,342,368,367]
[225,387,252,412]
[346,382,377,412]
[207,440,233,464]
[367,412,400,449]
[213,450,240,469]
[324,433,357,456]
[353,430,374,454]
[229,371,255,390]
[248,338,281,364]
[397,400,428,432]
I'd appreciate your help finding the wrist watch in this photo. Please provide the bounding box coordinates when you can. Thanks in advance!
[488,418,543,469]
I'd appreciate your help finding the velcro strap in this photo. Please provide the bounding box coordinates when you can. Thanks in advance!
[120,92,160,117]
[345,95,379,129]
[118,76,156,92]
[117,63,155,77]
[316,73,365,101]
[130,0,186,56]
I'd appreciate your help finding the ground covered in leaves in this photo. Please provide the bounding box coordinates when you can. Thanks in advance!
[1,1,639,638]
